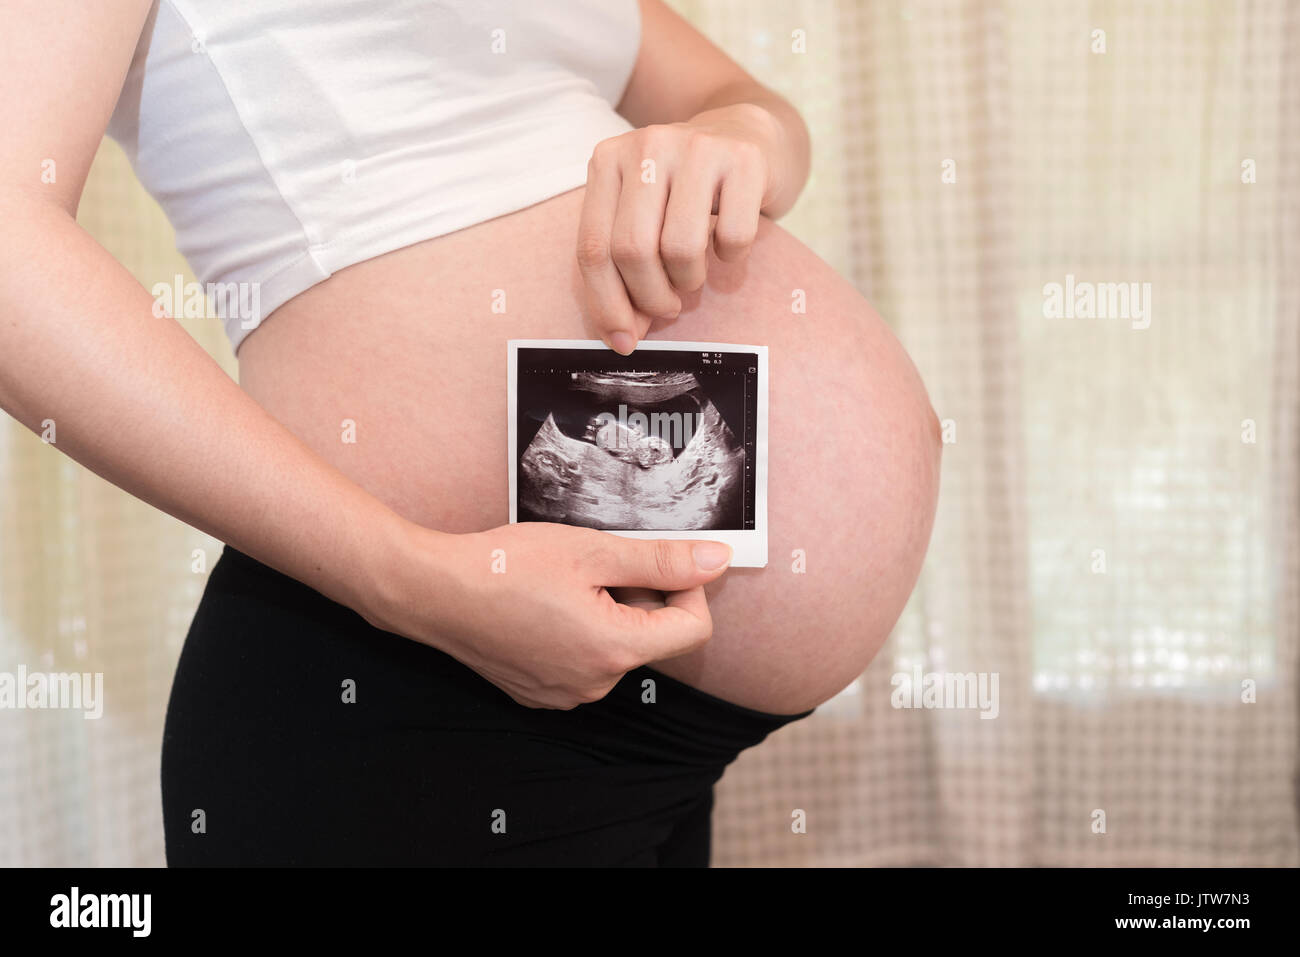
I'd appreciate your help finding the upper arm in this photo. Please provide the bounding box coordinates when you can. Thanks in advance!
[615,0,756,128]
[0,0,154,215]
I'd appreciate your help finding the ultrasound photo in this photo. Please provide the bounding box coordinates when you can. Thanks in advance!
[508,340,768,566]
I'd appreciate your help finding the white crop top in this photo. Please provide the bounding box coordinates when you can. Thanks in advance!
[106,0,642,353]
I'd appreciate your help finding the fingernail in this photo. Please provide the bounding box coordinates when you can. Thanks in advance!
[609,331,637,355]
[693,542,733,571]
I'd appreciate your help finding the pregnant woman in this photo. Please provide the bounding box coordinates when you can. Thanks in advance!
[0,0,941,865]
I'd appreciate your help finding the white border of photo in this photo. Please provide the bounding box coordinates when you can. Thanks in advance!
[507,339,768,568]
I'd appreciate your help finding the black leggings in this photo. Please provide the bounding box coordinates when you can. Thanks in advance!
[161,546,812,866]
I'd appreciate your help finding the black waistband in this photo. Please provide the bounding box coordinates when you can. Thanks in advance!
[203,545,813,762]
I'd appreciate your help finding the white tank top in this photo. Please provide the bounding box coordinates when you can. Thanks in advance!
[107,0,641,353]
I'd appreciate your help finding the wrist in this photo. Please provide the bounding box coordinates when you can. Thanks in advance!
[354,514,465,647]
[688,101,792,214]
[688,101,782,156]
[712,100,784,142]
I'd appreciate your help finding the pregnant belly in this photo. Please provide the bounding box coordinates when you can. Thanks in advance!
[237,187,942,715]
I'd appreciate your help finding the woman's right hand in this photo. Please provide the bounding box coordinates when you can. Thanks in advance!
[1,0,732,717]
[367,521,734,709]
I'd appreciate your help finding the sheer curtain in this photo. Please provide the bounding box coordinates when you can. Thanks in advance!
[0,141,232,865]
[1,0,1295,866]
[688,0,1300,866]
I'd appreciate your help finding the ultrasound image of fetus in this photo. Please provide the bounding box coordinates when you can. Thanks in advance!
[518,370,746,530]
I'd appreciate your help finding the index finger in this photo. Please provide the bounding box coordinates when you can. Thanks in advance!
[615,585,713,662]
[577,152,639,354]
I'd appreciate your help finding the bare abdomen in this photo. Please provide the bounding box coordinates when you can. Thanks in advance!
[237,187,942,714]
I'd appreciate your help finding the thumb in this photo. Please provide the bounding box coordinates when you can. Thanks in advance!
[597,537,733,591]
[619,584,714,662]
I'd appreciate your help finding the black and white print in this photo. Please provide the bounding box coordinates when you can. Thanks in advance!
[508,340,768,566]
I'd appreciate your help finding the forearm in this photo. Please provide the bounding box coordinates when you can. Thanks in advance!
[0,201,426,620]
[687,80,811,219]
[616,1,811,218]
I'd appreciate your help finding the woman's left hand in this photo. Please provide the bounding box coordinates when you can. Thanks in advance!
[576,102,783,354]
